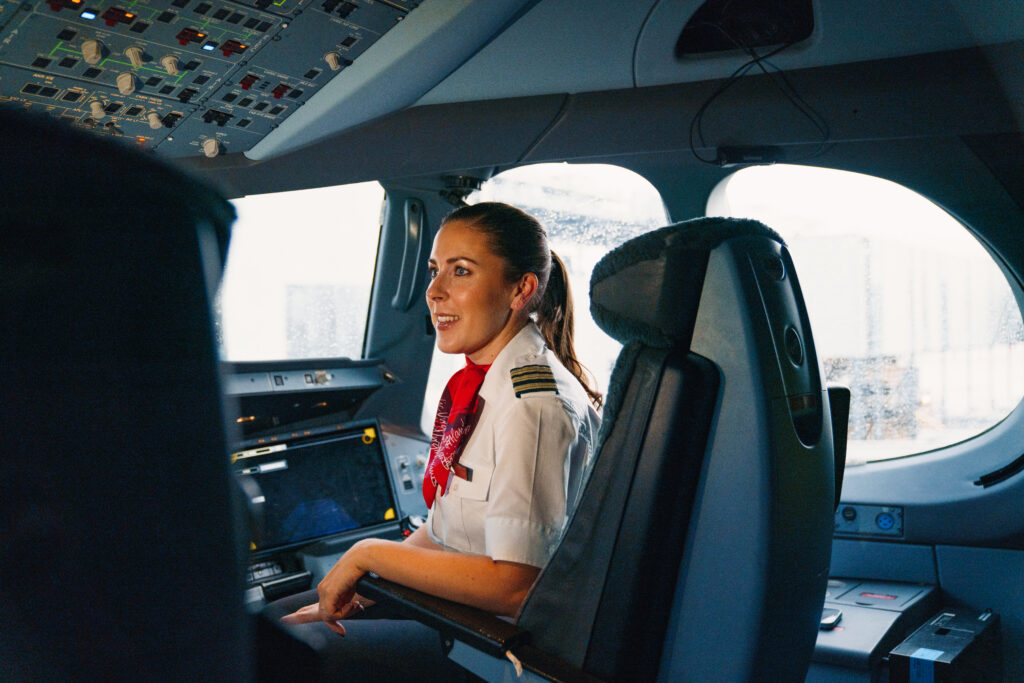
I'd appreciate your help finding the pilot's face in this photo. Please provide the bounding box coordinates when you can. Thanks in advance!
[426,219,524,364]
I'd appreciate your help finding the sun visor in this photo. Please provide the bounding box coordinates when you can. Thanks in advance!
[245,0,536,161]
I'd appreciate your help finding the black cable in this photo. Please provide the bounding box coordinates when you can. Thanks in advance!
[687,22,831,165]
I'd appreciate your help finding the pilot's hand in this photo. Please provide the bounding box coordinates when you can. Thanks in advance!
[280,592,375,636]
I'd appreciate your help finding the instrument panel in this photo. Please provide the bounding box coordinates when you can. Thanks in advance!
[0,0,418,157]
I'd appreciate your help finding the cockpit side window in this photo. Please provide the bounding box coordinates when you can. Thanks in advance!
[709,164,1024,463]
[218,181,384,361]
[420,163,669,433]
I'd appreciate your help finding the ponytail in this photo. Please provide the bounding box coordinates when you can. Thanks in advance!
[537,251,603,408]
[441,202,603,408]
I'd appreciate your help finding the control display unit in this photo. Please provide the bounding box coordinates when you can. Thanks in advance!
[234,420,398,552]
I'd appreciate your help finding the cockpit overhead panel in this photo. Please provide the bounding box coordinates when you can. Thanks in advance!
[0,0,417,157]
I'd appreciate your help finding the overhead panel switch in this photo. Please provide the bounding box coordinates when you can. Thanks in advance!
[81,39,103,65]
[161,55,180,76]
[124,46,144,67]
[116,72,135,95]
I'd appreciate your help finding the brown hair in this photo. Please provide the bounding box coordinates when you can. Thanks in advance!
[442,202,602,408]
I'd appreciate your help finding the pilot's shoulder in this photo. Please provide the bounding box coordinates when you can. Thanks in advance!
[509,359,560,399]
[506,350,582,404]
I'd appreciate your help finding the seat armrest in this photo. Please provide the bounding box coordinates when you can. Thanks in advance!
[355,574,527,658]
[355,575,602,682]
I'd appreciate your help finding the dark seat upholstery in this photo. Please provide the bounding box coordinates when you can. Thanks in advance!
[0,108,248,680]
[358,216,836,682]
[517,217,836,681]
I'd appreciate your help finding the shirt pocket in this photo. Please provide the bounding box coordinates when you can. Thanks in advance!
[449,461,493,501]
[451,461,494,555]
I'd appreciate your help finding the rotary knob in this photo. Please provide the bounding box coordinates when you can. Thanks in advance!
[324,52,343,71]
[161,55,180,76]
[81,39,104,65]
[147,112,163,130]
[202,138,220,158]
[124,46,144,68]
[116,72,135,95]
[89,100,105,119]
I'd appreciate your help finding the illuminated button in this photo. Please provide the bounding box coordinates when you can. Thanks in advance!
[101,6,135,27]
[220,39,247,57]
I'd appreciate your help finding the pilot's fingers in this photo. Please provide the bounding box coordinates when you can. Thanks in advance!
[280,603,322,625]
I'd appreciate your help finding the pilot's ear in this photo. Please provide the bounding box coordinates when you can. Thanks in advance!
[510,272,539,311]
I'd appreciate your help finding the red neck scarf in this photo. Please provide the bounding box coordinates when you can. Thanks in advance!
[423,357,490,508]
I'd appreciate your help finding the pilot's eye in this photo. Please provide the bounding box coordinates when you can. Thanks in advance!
[454,266,470,276]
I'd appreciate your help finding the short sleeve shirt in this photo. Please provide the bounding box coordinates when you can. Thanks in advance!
[426,322,600,568]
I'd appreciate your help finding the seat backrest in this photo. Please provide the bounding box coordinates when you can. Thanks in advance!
[0,109,248,680]
[517,217,835,681]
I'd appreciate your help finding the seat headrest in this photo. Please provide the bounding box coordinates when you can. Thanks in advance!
[589,217,783,348]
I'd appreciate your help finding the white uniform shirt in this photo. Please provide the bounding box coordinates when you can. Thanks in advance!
[426,322,600,568]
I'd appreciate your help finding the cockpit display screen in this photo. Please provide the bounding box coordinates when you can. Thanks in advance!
[234,424,397,551]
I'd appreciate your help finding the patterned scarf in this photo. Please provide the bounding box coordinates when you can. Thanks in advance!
[423,358,490,509]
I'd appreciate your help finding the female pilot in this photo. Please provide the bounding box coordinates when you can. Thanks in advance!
[277,202,601,676]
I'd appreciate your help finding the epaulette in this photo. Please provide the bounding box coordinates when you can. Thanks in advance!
[510,364,559,398]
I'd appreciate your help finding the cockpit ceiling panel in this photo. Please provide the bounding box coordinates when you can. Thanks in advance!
[0,0,416,158]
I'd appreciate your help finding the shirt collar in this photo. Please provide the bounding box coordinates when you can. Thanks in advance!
[478,321,546,403]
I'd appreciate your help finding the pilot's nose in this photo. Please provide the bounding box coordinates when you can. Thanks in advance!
[426,273,444,302]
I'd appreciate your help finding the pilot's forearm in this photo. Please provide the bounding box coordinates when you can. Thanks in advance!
[350,535,539,617]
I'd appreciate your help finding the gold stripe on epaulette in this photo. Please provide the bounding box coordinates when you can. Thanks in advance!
[511,365,558,398]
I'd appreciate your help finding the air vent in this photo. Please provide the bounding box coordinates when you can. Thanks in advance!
[676,0,813,56]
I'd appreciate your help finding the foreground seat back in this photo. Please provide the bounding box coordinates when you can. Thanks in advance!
[0,109,246,680]
[517,217,835,681]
